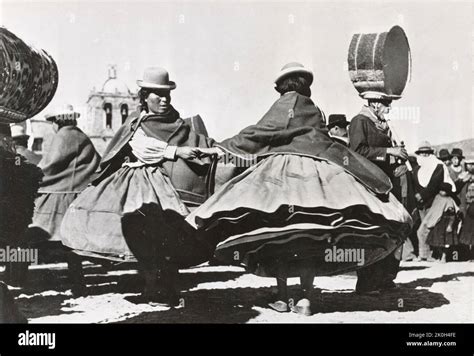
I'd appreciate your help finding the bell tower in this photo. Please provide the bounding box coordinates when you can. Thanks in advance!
[84,65,138,155]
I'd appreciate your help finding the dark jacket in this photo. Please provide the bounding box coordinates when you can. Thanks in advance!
[95,112,215,206]
[349,113,392,176]
[38,126,100,193]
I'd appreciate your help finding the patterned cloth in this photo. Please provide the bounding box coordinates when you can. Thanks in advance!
[0,28,58,123]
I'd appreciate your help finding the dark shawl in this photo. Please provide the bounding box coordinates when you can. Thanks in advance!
[38,126,100,193]
[95,108,215,205]
[217,92,392,195]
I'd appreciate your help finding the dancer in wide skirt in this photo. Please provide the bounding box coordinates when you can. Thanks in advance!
[188,63,412,315]
[61,67,216,304]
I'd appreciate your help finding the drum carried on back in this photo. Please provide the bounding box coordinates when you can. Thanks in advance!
[347,25,411,101]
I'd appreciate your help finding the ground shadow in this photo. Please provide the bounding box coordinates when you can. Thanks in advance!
[3,266,471,323]
[1,263,245,321]
[115,280,453,323]
[401,272,474,289]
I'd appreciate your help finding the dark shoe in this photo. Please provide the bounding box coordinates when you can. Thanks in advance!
[268,300,288,313]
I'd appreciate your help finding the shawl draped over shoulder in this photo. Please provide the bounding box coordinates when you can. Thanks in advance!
[217,92,393,195]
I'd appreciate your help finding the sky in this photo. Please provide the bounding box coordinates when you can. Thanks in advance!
[1,0,473,152]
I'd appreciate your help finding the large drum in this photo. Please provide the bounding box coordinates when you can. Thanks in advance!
[348,25,410,100]
[0,27,58,124]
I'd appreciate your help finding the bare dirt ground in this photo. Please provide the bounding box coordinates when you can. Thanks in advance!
[2,260,473,323]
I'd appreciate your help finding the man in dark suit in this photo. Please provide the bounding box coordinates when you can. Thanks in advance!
[327,114,350,146]
[349,97,409,295]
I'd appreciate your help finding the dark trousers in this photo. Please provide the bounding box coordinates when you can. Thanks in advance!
[354,163,407,292]
[356,251,400,292]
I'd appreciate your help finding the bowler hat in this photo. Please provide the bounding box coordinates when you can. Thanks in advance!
[438,148,452,161]
[274,62,313,86]
[327,114,349,130]
[137,67,176,90]
[415,141,434,155]
[450,148,464,159]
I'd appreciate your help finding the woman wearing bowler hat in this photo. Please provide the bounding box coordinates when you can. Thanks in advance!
[187,62,411,315]
[61,67,216,305]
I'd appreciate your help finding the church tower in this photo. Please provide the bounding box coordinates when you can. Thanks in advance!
[85,65,138,155]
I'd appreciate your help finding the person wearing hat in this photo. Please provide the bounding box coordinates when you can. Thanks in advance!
[349,97,408,176]
[327,114,350,146]
[60,67,217,305]
[28,105,100,294]
[448,148,466,183]
[186,62,411,315]
[458,156,474,259]
[412,141,459,262]
[10,124,42,165]
[348,94,410,294]
[438,148,452,166]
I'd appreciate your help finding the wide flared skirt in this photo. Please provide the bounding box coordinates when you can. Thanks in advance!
[60,165,193,262]
[186,154,412,277]
[30,193,78,242]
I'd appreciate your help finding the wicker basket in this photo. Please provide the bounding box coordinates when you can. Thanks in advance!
[0,27,58,124]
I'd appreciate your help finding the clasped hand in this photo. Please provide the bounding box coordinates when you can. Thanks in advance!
[176,147,221,160]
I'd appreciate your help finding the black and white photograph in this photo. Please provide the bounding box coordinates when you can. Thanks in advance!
[0,0,472,352]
